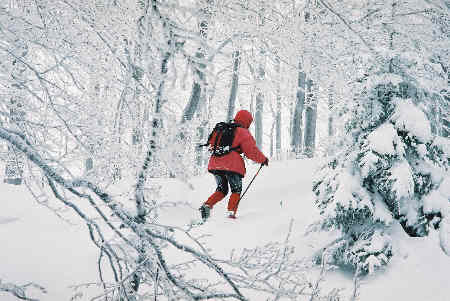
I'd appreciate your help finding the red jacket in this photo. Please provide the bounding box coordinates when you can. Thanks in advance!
[208,110,267,177]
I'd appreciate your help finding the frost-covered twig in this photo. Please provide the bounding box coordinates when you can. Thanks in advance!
[0,279,45,301]
[317,0,375,53]
[221,223,341,301]
[0,127,249,300]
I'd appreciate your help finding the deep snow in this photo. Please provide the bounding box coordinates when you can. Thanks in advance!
[1,158,449,300]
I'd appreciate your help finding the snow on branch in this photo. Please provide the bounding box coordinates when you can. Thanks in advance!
[0,279,46,301]
[0,126,250,300]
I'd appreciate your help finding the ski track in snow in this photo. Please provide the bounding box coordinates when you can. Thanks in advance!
[1,159,449,300]
[0,217,19,225]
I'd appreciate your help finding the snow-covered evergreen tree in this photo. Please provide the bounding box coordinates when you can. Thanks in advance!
[314,69,448,274]
[312,0,449,273]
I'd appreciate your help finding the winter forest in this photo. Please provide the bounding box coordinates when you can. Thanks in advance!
[0,0,449,300]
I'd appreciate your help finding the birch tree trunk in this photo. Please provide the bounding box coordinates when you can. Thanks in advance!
[303,79,317,158]
[290,62,306,156]
[227,50,241,121]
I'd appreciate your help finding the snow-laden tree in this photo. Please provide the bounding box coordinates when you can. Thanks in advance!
[312,0,449,273]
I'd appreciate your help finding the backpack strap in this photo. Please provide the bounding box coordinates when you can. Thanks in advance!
[198,122,242,155]
[198,122,223,148]
[211,125,222,155]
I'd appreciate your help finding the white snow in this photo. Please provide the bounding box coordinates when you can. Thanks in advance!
[391,98,432,143]
[416,143,427,158]
[359,150,380,178]
[367,123,401,155]
[433,136,450,160]
[437,176,450,204]
[440,217,450,256]
[423,189,449,216]
[0,217,19,225]
[373,196,394,224]
[389,160,415,200]
[366,230,390,254]
[1,159,450,301]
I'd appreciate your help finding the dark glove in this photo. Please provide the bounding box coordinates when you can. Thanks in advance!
[262,158,269,166]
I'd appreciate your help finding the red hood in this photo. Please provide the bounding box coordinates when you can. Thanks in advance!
[234,110,253,129]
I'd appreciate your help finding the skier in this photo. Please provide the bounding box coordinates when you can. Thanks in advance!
[199,109,268,220]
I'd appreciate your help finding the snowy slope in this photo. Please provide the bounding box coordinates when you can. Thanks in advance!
[0,180,100,301]
[1,159,449,300]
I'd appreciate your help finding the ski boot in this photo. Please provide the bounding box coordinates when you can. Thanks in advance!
[227,210,236,219]
[199,204,211,221]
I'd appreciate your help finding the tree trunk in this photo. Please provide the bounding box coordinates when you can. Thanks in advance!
[275,58,282,160]
[304,79,317,158]
[443,117,450,138]
[131,1,172,295]
[430,94,439,135]
[131,27,172,301]
[328,84,334,138]
[290,62,306,156]
[441,62,449,138]
[181,2,211,123]
[269,119,275,158]
[443,82,450,137]
[182,55,205,123]
[254,4,266,149]
[253,55,264,149]
[85,158,93,172]
[180,1,212,170]
[255,92,264,148]
[227,50,241,121]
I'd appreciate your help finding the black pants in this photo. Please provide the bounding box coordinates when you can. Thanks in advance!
[211,170,242,195]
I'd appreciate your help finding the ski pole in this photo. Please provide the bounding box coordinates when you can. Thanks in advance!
[239,164,264,203]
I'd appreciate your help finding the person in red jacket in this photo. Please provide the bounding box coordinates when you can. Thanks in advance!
[199,110,268,220]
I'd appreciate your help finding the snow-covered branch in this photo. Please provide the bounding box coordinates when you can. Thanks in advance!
[0,279,46,301]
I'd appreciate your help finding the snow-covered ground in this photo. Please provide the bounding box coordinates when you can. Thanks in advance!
[1,158,449,300]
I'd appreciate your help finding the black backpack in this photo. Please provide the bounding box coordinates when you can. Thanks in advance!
[200,122,241,156]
